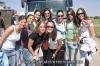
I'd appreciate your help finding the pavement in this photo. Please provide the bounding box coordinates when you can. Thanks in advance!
[89,37,100,66]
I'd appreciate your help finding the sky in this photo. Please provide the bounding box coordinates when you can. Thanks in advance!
[1,0,100,16]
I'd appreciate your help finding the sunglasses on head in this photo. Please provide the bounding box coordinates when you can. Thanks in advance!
[47,26,54,28]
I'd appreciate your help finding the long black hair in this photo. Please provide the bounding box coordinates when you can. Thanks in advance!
[34,9,41,22]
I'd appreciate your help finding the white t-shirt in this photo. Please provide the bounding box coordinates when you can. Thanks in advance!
[53,19,66,40]
[48,31,63,49]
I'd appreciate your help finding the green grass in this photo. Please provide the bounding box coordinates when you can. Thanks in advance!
[94,19,100,36]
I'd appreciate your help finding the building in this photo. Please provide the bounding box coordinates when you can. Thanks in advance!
[0,1,15,28]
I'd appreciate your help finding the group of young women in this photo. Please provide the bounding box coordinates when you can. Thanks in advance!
[0,7,97,66]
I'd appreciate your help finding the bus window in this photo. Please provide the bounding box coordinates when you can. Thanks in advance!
[22,0,73,17]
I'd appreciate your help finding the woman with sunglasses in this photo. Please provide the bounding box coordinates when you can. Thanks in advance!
[46,20,65,66]
[42,8,52,23]
[53,10,66,65]
[53,10,66,44]
[65,8,79,66]
[76,8,97,66]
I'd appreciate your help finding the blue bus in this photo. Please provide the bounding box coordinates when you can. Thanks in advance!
[21,0,73,16]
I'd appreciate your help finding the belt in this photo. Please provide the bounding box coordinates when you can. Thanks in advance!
[67,40,78,44]
[48,48,56,53]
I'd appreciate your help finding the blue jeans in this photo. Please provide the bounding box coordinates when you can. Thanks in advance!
[0,51,9,66]
[1,49,17,66]
[65,41,78,66]
[80,50,90,66]
[22,48,43,66]
[16,48,26,66]
[21,48,35,66]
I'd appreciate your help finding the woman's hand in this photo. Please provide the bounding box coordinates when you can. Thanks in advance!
[52,53,56,59]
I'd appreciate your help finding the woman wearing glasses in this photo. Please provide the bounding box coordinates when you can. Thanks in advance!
[53,10,66,44]
[46,21,64,66]
[76,8,97,66]
[65,8,79,66]
[53,10,66,62]
[42,8,52,23]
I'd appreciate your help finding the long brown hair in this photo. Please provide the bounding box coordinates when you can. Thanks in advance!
[42,8,52,21]
[46,20,58,41]
[67,8,78,27]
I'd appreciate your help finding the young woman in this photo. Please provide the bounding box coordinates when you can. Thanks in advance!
[0,15,27,66]
[53,10,66,45]
[76,8,97,66]
[65,8,79,66]
[46,21,65,66]
[42,8,52,23]
[34,10,41,24]
[28,22,47,66]
[26,14,35,31]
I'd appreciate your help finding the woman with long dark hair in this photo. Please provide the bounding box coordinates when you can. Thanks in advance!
[76,8,97,66]
[46,20,65,66]
[42,8,52,23]
[65,8,79,66]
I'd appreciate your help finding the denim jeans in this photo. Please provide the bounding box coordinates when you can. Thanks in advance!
[0,51,9,66]
[65,41,78,66]
[21,48,35,66]
[1,49,17,66]
[80,50,90,66]
[16,48,26,66]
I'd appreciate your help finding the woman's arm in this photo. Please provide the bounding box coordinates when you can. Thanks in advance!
[28,38,36,57]
[55,39,62,55]
[0,26,13,47]
[53,32,62,57]
[88,20,96,39]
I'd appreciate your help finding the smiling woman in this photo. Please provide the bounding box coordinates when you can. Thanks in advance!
[46,20,65,66]
[0,15,27,66]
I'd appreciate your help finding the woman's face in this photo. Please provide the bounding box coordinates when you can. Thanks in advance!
[19,19,27,28]
[57,12,64,23]
[67,12,74,20]
[34,11,41,21]
[77,10,85,20]
[46,22,54,33]
[27,15,34,24]
[44,10,50,19]
[38,23,46,34]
